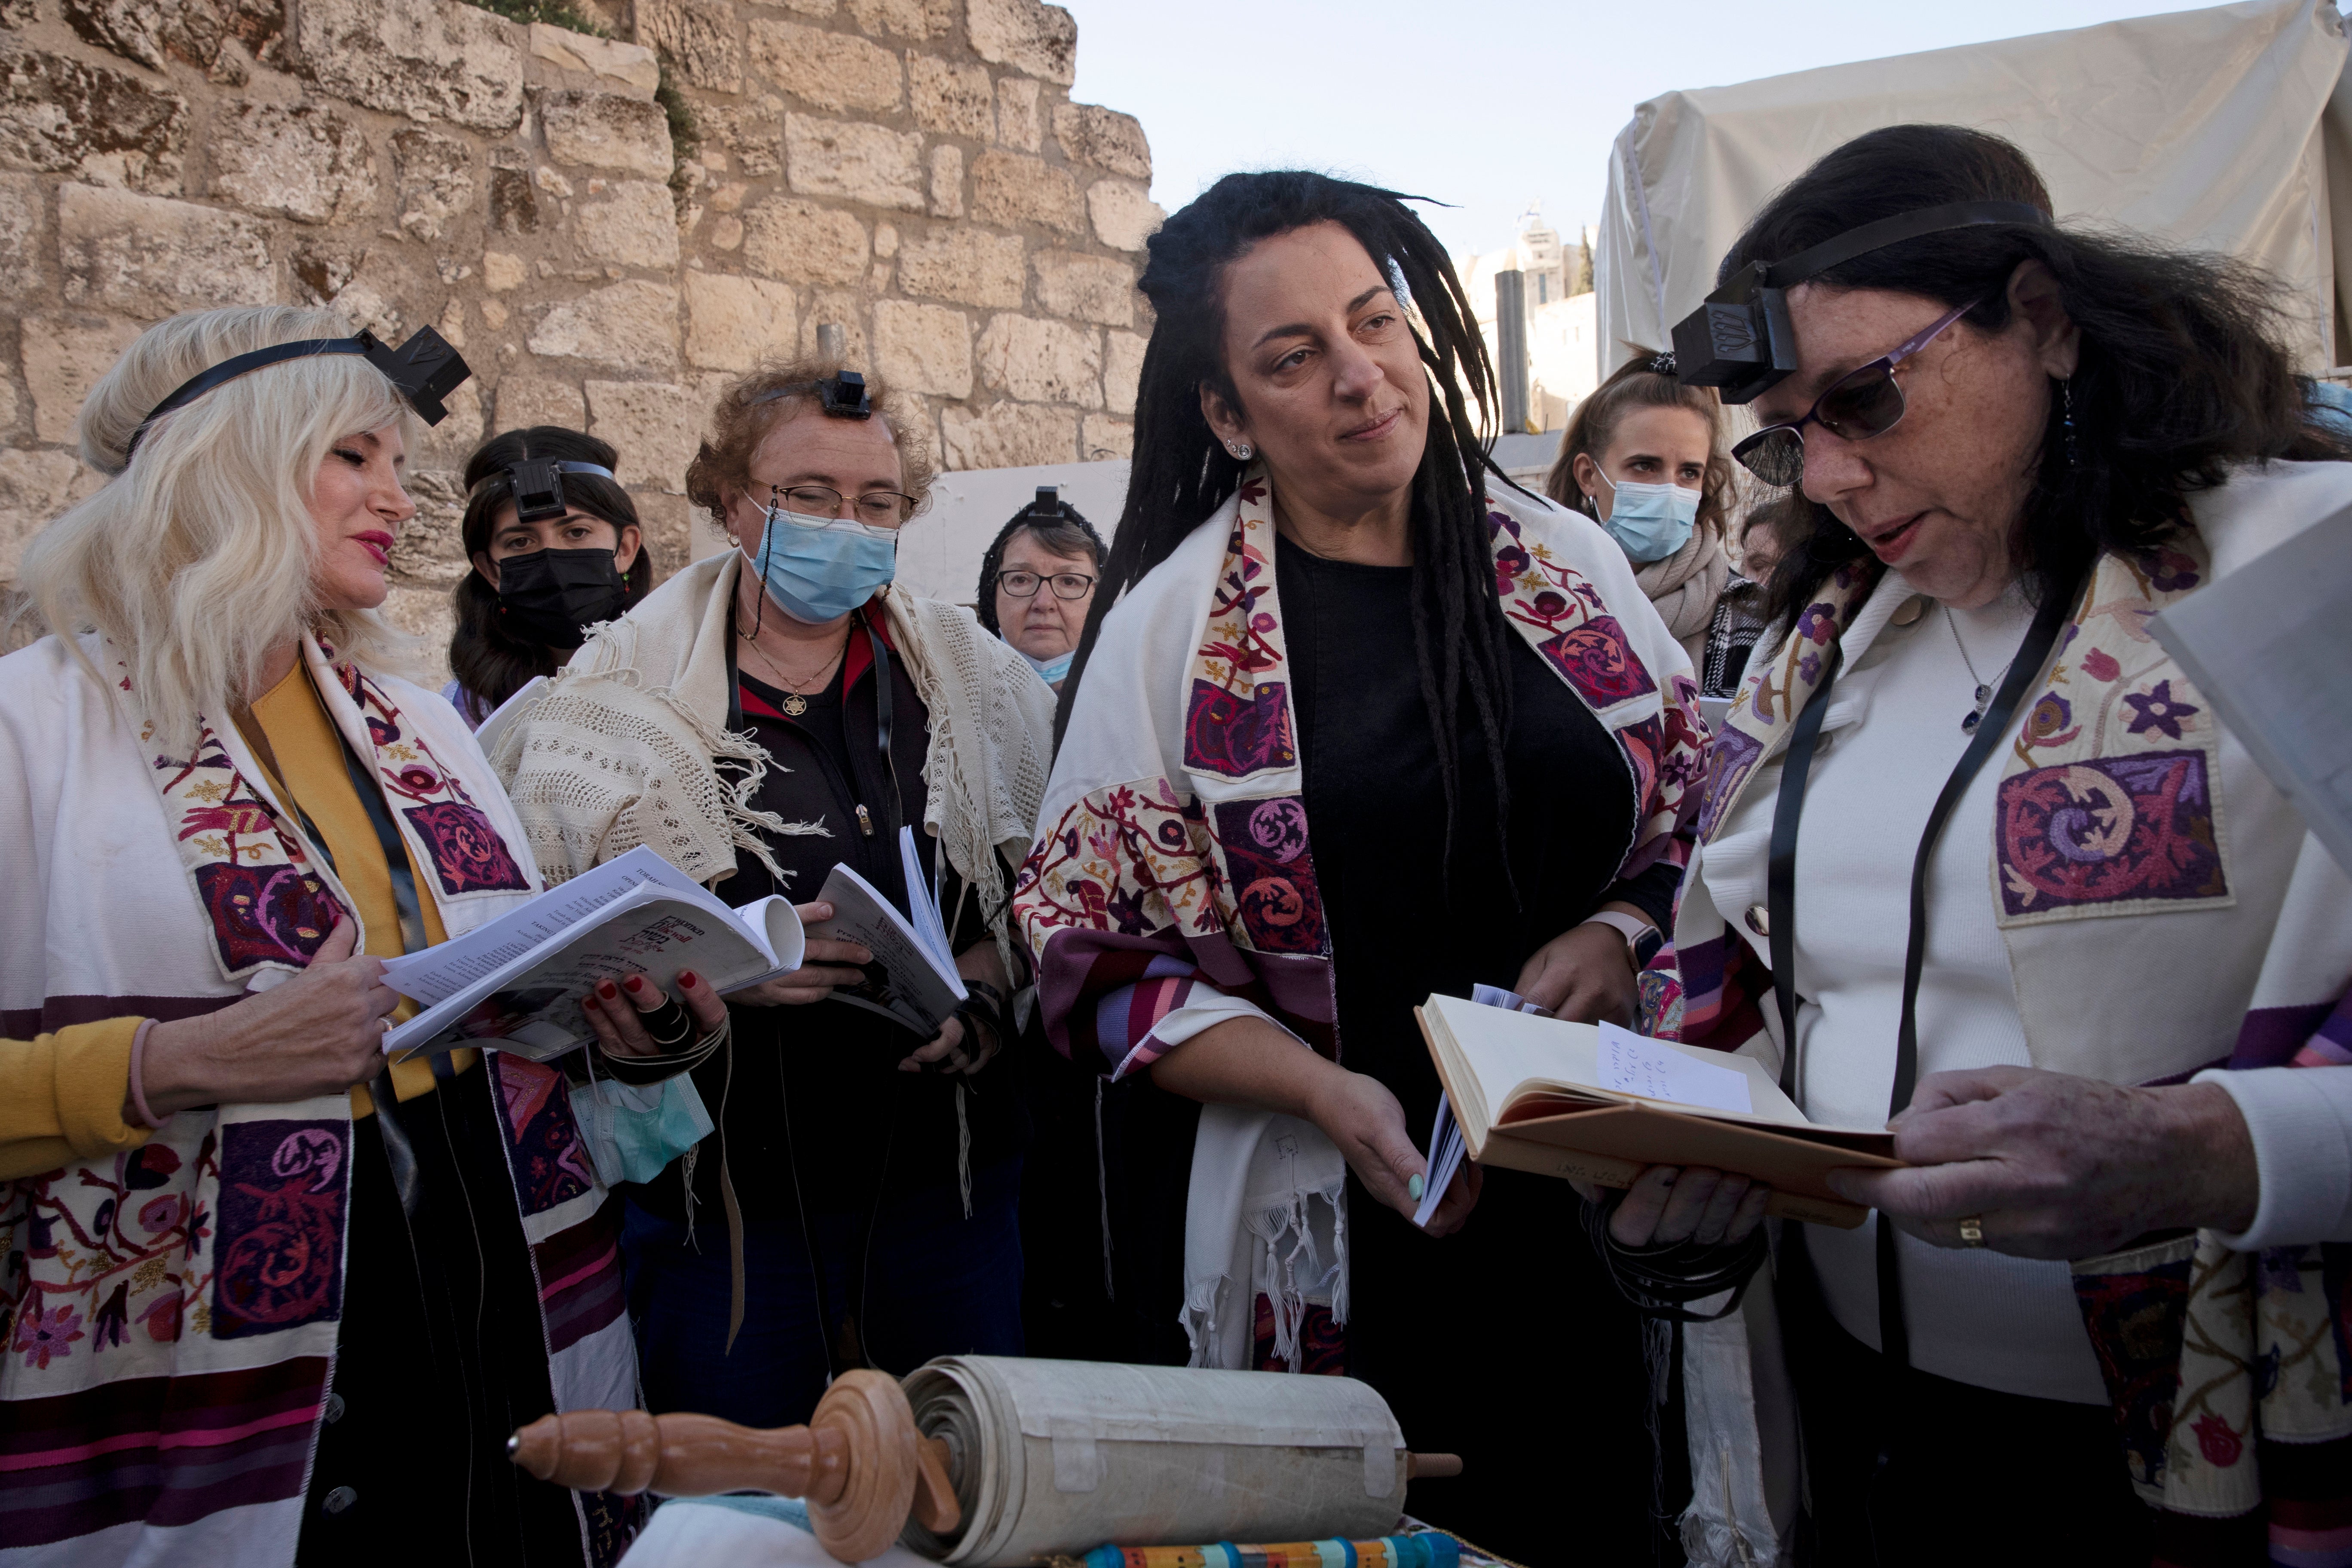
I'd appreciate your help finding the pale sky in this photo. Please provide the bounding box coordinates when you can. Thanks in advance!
[1059,0,2217,263]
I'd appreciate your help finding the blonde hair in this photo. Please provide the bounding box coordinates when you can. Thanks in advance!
[18,304,420,753]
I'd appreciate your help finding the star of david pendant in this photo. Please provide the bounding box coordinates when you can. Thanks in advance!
[782,693,809,717]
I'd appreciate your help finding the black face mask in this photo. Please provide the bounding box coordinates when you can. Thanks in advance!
[493,548,628,649]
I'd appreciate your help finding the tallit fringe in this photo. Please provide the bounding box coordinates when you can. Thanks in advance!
[1181,1181,1349,1373]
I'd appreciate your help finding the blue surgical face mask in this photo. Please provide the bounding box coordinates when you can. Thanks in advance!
[753,506,897,624]
[569,1072,714,1188]
[1020,647,1073,685]
[1592,472,1700,564]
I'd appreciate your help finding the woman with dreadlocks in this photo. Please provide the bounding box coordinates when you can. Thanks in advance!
[1010,172,1709,1559]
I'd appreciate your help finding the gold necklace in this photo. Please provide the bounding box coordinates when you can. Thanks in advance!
[741,626,850,717]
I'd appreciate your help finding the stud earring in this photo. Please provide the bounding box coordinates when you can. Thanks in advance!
[1226,441,1252,460]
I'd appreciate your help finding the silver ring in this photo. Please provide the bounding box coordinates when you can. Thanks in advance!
[1958,1215,1986,1247]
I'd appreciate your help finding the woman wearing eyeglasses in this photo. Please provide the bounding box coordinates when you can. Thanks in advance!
[493,360,1056,1430]
[974,491,1106,690]
[1623,126,2352,1566]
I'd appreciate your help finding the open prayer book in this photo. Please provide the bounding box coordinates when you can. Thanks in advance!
[804,826,968,1037]
[379,845,806,1062]
[1413,993,1900,1228]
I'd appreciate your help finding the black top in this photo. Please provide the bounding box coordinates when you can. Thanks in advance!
[624,610,1021,1225]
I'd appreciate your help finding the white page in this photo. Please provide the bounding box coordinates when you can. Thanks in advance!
[1412,1092,1466,1229]
[1596,1020,1754,1113]
[380,845,705,1006]
[809,860,967,1035]
[899,825,956,974]
[471,673,548,749]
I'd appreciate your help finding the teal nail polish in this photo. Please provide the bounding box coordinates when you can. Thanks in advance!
[1408,1173,1425,1200]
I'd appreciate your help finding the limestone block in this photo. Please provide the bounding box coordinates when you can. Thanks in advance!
[0,172,42,300]
[1081,413,1130,460]
[907,55,989,139]
[711,215,743,250]
[994,76,1038,153]
[938,399,1072,469]
[295,0,524,132]
[0,377,17,435]
[872,299,969,398]
[797,290,867,362]
[631,490,699,579]
[873,222,897,257]
[0,42,187,193]
[1087,179,1161,252]
[496,374,587,432]
[490,166,539,233]
[528,22,661,94]
[21,311,139,444]
[848,0,954,38]
[541,91,674,179]
[377,585,456,681]
[741,196,867,285]
[312,248,426,342]
[213,103,377,227]
[897,227,1023,308]
[784,114,922,211]
[387,469,469,588]
[685,271,798,371]
[748,22,900,115]
[976,313,1097,407]
[60,0,257,76]
[1102,327,1142,417]
[966,0,1075,86]
[0,449,95,579]
[391,129,474,243]
[1030,250,1133,326]
[576,180,681,270]
[408,381,485,472]
[527,279,682,369]
[701,98,784,178]
[970,150,1081,235]
[633,1,740,93]
[585,378,713,493]
[928,144,962,218]
[1050,102,1148,179]
[59,184,272,319]
[479,253,527,296]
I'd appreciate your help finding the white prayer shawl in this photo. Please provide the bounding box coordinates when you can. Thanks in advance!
[0,632,638,1567]
[1663,461,2352,1565]
[492,550,1055,983]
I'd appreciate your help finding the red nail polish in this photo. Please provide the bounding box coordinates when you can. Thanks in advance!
[678,971,699,989]
[598,980,618,998]
[622,975,643,993]
[582,994,599,1010]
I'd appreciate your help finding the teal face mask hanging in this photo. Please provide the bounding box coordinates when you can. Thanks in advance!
[1592,471,1701,564]
[569,1069,715,1188]
[753,505,898,625]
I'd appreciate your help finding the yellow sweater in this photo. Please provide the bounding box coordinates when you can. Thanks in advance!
[0,664,478,1181]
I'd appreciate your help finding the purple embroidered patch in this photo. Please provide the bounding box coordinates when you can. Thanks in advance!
[1698,726,1766,839]
[1212,797,1326,956]
[193,863,341,971]
[493,1057,596,1216]
[401,801,532,895]
[1185,678,1296,778]
[1996,750,2226,917]
[1538,615,1657,706]
[211,1121,347,1340]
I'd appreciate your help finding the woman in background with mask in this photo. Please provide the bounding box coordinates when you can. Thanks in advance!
[974,490,1106,691]
[494,360,1055,1430]
[1545,354,1739,679]
[445,428,649,726]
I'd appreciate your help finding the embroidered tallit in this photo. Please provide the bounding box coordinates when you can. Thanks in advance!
[1013,466,1705,1367]
[492,551,1054,981]
[0,632,639,1567]
[1657,460,2352,1567]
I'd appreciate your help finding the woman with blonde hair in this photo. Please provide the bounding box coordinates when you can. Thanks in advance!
[496,360,1056,1431]
[1544,354,1745,688]
[0,305,640,1566]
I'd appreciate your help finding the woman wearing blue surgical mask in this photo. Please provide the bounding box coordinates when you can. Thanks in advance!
[493,360,1057,1432]
[974,494,1106,691]
[1544,355,1741,683]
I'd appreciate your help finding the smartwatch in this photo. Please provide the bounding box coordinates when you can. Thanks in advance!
[1580,910,1666,971]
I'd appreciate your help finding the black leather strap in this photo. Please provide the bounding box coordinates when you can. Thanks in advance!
[1767,644,1842,1102]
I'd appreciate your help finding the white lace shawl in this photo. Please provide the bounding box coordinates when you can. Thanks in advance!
[491,551,1056,976]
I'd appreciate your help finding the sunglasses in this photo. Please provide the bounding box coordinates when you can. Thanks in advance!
[1730,296,1983,487]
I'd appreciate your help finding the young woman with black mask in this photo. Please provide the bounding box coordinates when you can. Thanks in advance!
[445,427,650,725]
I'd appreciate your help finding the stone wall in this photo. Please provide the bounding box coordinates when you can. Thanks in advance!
[0,0,1159,669]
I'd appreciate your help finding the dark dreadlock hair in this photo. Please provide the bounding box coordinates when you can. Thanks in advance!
[1055,170,1523,873]
[1728,124,2351,623]
[975,493,1106,637]
[450,426,651,714]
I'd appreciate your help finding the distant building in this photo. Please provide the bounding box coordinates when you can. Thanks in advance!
[1456,205,1600,434]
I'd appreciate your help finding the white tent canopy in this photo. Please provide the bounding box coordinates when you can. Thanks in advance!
[1596,0,2352,377]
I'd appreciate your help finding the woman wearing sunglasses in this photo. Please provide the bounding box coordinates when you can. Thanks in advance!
[493,360,1056,1430]
[1622,126,2352,1565]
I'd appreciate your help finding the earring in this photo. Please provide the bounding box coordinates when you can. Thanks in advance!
[2061,379,2080,470]
[1226,441,1252,460]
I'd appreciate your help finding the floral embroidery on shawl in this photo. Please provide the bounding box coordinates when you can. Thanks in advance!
[210,1120,348,1339]
[146,643,531,982]
[493,1054,598,1217]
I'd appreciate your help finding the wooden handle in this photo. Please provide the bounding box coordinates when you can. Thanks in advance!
[1406,1452,1463,1479]
[508,1372,961,1565]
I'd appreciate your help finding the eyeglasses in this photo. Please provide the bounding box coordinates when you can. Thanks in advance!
[765,483,918,529]
[995,569,1096,601]
[1731,297,1982,487]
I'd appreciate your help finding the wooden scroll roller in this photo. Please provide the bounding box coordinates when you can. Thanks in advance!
[508,1369,961,1563]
